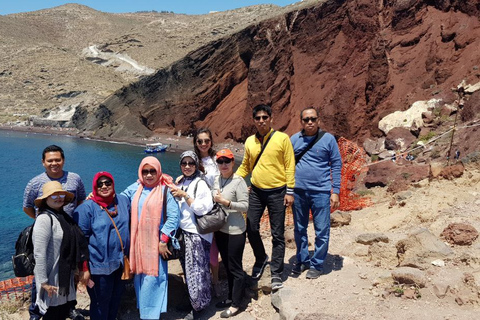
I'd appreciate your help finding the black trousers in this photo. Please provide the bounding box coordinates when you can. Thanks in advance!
[246,186,286,277]
[215,231,246,308]
[43,302,70,320]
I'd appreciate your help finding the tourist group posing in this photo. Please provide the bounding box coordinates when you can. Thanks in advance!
[22,104,342,320]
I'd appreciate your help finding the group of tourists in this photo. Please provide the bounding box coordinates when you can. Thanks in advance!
[22,104,342,320]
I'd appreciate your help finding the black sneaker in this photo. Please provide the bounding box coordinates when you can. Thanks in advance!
[251,255,269,280]
[68,309,85,320]
[306,268,323,279]
[271,276,283,290]
[291,263,309,276]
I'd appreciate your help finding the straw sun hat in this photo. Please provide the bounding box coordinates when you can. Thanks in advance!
[34,181,74,207]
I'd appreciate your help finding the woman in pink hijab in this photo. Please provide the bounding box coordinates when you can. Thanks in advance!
[121,156,180,320]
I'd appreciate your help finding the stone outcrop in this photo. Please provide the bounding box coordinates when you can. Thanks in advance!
[391,267,427,288]
[396,228,453,269]
[441,223,479,246]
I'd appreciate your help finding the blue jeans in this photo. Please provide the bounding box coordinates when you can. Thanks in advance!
[87,268,125,320]
[293,190,331,271]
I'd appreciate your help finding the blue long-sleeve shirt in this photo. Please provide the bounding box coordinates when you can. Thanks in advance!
[290,130,342,194]
[73,194,130,275]
[122,183,180,239]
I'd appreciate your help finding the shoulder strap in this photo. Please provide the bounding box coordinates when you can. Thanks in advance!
[162,185,168,222]
[252,130,276,171]
[295,130,326,165]
[103,208,125,254]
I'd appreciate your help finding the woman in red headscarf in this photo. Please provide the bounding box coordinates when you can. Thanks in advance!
[74,172,131,320]
[121,156,180,320]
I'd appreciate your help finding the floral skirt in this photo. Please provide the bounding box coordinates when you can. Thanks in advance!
[180,231,212,311]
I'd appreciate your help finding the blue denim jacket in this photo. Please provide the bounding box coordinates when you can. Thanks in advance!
[74,195,131,275]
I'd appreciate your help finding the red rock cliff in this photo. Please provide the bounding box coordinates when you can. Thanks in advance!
[91,0,480,142]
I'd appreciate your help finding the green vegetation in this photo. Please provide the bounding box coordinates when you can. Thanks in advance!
[356,189,375,196]
[371,154,379,162]
[418,131,436,143]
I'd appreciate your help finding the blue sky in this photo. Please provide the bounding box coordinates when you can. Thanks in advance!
[0,1,299,15]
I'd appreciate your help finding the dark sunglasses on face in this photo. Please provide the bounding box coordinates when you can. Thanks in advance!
[141,169,157,175]
[181,161,196,167]
[254,115,269,121]
[216,158,233,165]
[50,194,66,200]
[197,139,211,145]
[302,117,318,123]
[96,180,113,188]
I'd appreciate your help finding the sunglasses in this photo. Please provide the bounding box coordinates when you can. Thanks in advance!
[302,117,318,123]
[254,115,269,121]
[181,161,196,167]
[141,169,157,175]
[216,158,233,165]
[197,139,211,145]
[50,194,66,200]
[96,180,113,188]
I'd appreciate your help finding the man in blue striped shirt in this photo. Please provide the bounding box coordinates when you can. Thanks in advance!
[23,145,86,320]
[290,107,342,279]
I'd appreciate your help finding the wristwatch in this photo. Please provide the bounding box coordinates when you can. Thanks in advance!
[185,194,190,200]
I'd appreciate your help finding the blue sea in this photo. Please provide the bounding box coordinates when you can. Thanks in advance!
[0,130,184,281]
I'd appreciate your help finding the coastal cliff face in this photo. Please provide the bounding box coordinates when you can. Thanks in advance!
[90,0,480,143]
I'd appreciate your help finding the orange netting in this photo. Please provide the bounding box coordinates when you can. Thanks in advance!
[0,275,34,301]
[259,137,372,232]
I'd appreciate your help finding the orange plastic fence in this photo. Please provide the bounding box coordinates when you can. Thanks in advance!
[0,275,34,301]
[259,137,372,232]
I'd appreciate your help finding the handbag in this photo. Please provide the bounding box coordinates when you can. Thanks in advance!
[162,186,183,260]
[193,180,228,234]
[103,207,133,280]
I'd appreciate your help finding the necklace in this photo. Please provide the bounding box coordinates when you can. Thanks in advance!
[101,204,118,217]
[220,174,233,192]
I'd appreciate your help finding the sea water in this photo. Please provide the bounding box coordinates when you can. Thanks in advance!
[0,130,183,281]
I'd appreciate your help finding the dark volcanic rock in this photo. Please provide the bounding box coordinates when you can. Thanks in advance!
[364,161,429,189]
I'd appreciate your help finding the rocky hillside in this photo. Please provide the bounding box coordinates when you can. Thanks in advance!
[0,2,310,124]
[88,0,480,147]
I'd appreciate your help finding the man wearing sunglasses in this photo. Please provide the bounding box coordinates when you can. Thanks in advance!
[23,144,86,320]
[290,107,342,280]
[236,104,295,291]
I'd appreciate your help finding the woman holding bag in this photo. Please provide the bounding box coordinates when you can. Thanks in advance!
[122,156,180,320]
[171,151,214,320]
[74,172,131,320]
[212,149,249,318]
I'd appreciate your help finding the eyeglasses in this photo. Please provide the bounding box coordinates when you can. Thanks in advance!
[181,161,196,167]
[302,117,318,123]
[254,115,269,121]
[216,158,233,165]
[96,180,113,188]
[141,169,157,175]
[50,194,66,200]
[197,139,211,145]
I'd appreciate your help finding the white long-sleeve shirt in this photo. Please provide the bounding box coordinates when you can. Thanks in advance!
[176,176,214,243]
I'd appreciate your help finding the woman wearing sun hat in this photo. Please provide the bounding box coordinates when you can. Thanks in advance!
[211,148,249,318]
[73,172,130,320]
[32,181,89,320]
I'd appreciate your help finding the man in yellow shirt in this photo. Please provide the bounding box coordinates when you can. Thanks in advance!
[236,104,295,290]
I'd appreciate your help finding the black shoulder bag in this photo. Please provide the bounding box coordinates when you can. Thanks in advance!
[295,130,325,165]
[162,186,183,260]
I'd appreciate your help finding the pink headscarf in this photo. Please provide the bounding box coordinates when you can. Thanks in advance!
[91,172,115,208]
[130,156,175,276]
